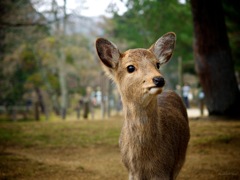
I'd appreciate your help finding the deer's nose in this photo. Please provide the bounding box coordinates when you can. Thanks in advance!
[153,76,165,87]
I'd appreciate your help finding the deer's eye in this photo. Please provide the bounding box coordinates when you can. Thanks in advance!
[156,63,160,69]
[127,65,135,73]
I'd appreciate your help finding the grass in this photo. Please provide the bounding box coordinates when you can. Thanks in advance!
[0,116,240,179]
[0,118,121,148]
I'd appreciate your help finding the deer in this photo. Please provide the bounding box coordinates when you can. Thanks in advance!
[95,32,190,180]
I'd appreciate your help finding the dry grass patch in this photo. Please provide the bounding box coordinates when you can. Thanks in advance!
[0,116,240,179]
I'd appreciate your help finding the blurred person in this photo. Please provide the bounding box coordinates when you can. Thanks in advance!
[182,83,191,108]
[198,87,205,116]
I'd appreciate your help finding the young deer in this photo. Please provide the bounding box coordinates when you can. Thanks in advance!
[95,32,190,180]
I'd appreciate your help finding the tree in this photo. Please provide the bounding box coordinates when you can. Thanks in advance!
[0,0,49,108]
[2,43,47,120]
[0,0,102,120]
[222,0,240,72]
[110,0,193,62]
[190,0,240,117]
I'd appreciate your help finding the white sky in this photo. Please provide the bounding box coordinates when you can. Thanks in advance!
[35,0,186,17]
[33,0,127,17]
[178,0,186,4]
[56,0,127,17]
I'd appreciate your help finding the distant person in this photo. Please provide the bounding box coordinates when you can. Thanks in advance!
[198,87,205,116]
[182,83,191,108]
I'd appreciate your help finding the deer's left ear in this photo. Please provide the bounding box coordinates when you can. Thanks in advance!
[149,32,176,65]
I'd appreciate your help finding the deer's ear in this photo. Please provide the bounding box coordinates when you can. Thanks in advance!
[149,32,176,65]
[95,38,120,69]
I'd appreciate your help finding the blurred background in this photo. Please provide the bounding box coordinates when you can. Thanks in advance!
[0,0,239,120]
[1,1,240,179]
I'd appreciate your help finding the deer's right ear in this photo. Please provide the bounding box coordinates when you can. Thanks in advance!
[95,38,120,69]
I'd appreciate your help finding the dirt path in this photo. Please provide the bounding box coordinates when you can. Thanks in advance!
[2,145,127,180]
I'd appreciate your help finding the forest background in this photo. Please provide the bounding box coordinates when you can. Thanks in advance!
[0,0,240,121]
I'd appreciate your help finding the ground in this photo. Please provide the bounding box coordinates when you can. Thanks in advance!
[0,113,240,180]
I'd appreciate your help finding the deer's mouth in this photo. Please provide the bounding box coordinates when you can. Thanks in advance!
[148,86,162,95]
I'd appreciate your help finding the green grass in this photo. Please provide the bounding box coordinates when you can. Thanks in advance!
[0,118,122,148]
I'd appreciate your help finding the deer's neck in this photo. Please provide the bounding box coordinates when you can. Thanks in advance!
[121,98,160,145]
[122,97,158,125]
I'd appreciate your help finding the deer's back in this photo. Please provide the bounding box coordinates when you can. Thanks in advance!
[157,90,189,154]
[154,90,190,177]
[157,90,188,121]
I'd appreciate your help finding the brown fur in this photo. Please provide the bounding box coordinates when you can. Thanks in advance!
[96,32,190,180]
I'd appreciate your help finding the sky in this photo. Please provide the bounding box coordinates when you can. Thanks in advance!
[33,0,127,17]
[55,0,127,17]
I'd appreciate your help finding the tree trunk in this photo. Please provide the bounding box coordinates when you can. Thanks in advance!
[52,0,68,120]
[35,87,45,114]
[34,102,40,121]
[58,50,68,120]
[190,0,240,117]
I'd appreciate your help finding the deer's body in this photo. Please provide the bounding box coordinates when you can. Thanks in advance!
[120,90,189,179]
[96,33,190,180]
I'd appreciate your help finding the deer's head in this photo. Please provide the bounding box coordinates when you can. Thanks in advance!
[96,32,176,105]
